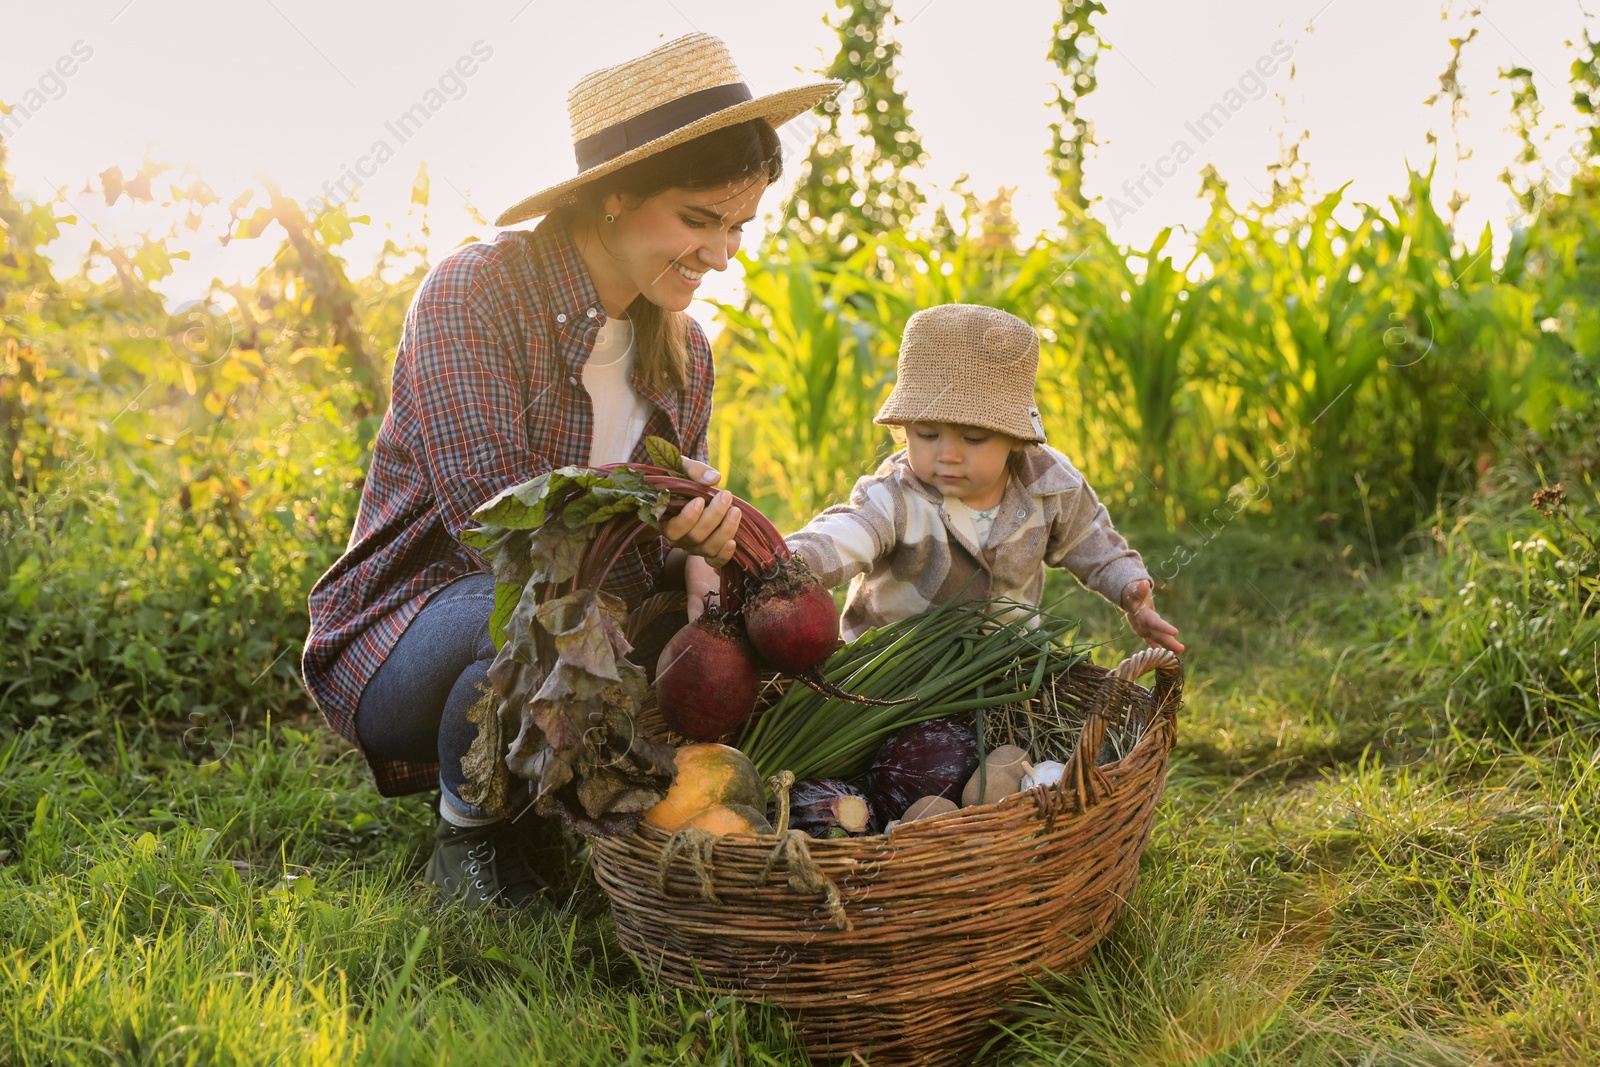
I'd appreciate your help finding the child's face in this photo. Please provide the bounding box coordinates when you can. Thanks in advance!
[902,423,1024,510]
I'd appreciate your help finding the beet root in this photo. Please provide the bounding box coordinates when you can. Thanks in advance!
[655,616,761,740]
[742,558,842,674]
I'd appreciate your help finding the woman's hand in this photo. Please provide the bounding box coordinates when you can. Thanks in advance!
[684,554,721,623]
[1119,579,1185,654]
[661,459,742,566]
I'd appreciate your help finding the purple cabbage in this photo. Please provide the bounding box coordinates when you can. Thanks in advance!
[864,719,979,827]
[787,778,873,838]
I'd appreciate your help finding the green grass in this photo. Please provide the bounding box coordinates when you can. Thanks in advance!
[4,497,1598,1065]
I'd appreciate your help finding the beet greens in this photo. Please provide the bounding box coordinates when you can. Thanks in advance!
[458,437,851,836]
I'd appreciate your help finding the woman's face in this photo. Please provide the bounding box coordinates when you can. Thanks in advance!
[602,177,769,313]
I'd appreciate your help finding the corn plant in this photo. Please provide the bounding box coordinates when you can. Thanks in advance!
[1200,184,1388,522]
[1053,226,1212,508]
[1358,164,1538,534]
[710,243,896,527]
[853,227,1064,323]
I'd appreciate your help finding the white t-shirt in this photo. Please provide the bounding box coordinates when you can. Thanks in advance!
[582,314,653,466]
[952,498,1002,549]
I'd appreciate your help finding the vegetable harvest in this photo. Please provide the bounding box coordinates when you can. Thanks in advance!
[461,436,1110,843]
[459,437,878,835]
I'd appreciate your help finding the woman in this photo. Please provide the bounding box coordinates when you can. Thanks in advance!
[301,33,839,908]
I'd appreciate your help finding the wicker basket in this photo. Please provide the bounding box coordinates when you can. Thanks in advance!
[590,647,1183,1067]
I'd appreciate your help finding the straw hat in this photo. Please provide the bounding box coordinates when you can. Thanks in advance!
[875,304,1048,444]
[495,33,841,226]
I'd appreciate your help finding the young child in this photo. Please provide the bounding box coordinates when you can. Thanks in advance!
[785,303,1183,653]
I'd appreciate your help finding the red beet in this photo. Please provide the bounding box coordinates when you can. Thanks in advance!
[743,557,842,674]
[655,616,761,740]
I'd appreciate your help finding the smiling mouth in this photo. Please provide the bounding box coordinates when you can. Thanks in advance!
[672,261,705,282]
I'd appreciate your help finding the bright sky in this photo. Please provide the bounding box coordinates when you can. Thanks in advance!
[6,0,1593,331]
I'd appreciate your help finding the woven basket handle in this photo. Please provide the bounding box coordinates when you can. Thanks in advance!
[1114,647,1184,710]
[1062,648,1184,810]
[755,772,852,930]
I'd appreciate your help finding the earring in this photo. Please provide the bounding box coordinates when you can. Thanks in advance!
[604,213,615,223]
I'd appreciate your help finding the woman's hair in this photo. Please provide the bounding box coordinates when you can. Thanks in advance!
[561,118,784,393]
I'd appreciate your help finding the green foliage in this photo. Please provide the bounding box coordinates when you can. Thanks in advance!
[1571,27,1600,161]
[1046,0,1108,210]
[1198,181,1391,519]
[0,159,392,732]
[1354,477,1600,738]
[1060,225,1213,502]
[1500,65,1547,216]
[1521,168,1600,430]
[785,0,928,251]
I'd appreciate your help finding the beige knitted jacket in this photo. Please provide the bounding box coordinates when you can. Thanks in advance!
[785,446,1150,641]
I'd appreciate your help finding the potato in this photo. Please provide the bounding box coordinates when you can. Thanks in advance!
[982,744,1032,776]
[961,763,1025,807]
[901,795,959,823]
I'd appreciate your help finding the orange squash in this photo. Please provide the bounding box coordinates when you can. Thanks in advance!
[685,803,773,835]
[643,743,765,830]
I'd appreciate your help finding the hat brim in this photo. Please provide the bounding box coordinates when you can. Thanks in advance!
[495,81,842,227]
[873,396,1048,445]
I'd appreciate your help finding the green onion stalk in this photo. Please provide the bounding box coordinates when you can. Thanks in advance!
[734,597,1092,782]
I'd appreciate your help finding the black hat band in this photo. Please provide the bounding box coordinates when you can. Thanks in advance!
[573,82,754,171]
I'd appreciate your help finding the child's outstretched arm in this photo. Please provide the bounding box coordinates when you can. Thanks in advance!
[1120,578,1184,653]
[1041,450,1184,654]
[784,474,901,591]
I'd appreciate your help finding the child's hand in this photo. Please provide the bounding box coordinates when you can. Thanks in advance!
[685,554,721,623]
[1119,579,1185,654]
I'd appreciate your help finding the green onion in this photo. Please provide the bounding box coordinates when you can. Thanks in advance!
[734,598,1093,782]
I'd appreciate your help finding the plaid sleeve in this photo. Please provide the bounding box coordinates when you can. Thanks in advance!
[1043,459,1149,606]
[398,285,550,558]
[785,471,899,589]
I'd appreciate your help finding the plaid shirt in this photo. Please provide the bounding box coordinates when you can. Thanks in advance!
[302,214,714,796]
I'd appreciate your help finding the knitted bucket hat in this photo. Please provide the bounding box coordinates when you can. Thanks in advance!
[874,304,1047,443]
[495,33,841,226]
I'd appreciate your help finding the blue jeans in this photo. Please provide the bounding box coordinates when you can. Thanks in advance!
[355,573,509,822]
